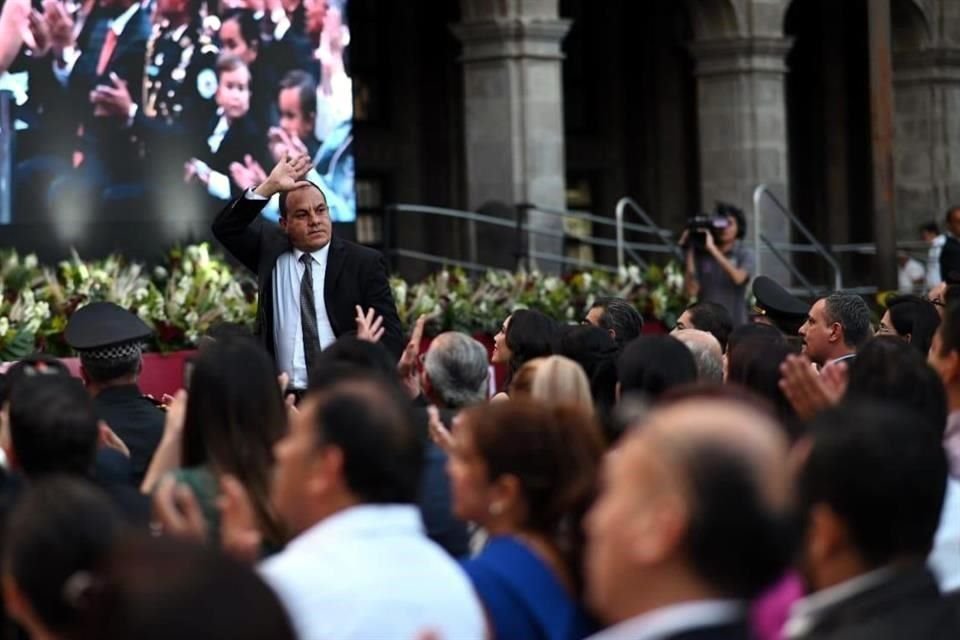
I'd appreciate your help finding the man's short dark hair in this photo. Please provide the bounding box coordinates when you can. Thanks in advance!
[616,336,697,400]
[800,402,947,567]
[80,351,140,384]
[921,221,940,235]
[278,181,326,219]
[946,206,960,225]
[5,477,126,637]
[8,376,99,478]
[685,439,798,599]
[278,70,317,120]
[823,293,872,349]
[591,298,643,347]
[684,302,733,351]
[311,378,423,504]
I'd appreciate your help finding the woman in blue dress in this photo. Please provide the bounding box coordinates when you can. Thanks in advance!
[448,399,605,640]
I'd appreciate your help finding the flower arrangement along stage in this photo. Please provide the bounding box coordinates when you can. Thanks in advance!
[0,244,689,362]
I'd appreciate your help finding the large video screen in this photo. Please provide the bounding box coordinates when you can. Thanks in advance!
[0,0,354,259]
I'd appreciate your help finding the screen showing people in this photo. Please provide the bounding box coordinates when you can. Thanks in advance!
[0,0,356,237]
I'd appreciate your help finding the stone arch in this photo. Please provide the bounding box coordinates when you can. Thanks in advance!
[684,0,743,40]
[890,0,932,51]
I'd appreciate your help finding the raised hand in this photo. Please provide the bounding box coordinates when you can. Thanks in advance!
[152,476,208,542]
[254,153,313,198]
[397,315,428,398]
[27,9,52,56]
[218,474,262,565]
[427,405,454,454]
[778,353,844,421]
[355,305,385,343]
[98,421,130,458]
[90,72,133,118]
[44,0,74,58]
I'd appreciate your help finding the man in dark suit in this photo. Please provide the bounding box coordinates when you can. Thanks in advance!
[212,154,403,392]
[785,402,960,639]
[584,394,796,640]
[940,206,960,285]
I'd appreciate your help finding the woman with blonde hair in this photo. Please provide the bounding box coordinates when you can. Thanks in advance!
[529,355,594,414]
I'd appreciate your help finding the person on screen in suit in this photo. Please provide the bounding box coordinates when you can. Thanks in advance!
[184,52,269,205]
[584,395,797,640]
[211,153,403,394]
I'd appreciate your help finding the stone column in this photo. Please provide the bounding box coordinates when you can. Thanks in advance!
[689,37,793,282]
[453,1,570,271]
[893,48,960,237]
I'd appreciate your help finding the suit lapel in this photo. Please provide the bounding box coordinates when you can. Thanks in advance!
[324,237,346,334]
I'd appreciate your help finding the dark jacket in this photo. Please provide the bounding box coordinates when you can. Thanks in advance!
[940,235,960,285]
[211,193,404,361]
[798,567,960,640]
[93,384,165,487]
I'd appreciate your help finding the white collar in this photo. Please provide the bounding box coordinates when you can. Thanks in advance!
[293,242,330,266]
[784,567,894,639]
[826,353,856,366]
[588,600,743,640]
[110,3,140,36]
[287,504,423,552]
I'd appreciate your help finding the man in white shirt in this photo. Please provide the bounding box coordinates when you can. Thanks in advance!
[798,293,872,369]
[584,395,796,640]
[922,222,946,288]
[255,374,485,640]
[784,402,959,639]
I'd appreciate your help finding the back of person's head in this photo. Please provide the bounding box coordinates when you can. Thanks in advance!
[823,293,872,349]
[530,355,594,414]
[616,336,697,401]
[181,338,286,542]
[885,294,941,357]
[309,336,397,388]
[312,377,423,504]
[682,302,733,351]
[8,375,98,478]
[556,325,619,419]
[77,538,295,640]
[458,400,604,586]
[590,298,643,347]
[799,402,947,581]
[422,332,489,409]
[505,309,557,374]
[507,357,544,398]
[78,347,140,386]
[673,329,723,383]
[726,337,798,437]
[725,322,786,355]
[3,477,126,639]
[845,336,947,435]
[922,221,940,235]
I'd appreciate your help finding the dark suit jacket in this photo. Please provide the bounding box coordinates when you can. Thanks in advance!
[212,193,404,362]
[93,385,165,487]
[941,236,960,285]
[197,113,270,179]
[799,567,960,640]
[669,622,752,640]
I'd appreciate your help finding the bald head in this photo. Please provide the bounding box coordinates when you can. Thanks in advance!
[586,397,796,623]
[672,329,723,383]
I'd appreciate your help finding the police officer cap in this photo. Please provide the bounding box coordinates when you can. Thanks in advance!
[752,276,810,320]
[65,302,152,360]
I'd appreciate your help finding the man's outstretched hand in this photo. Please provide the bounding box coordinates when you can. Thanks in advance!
[253,154,313,199]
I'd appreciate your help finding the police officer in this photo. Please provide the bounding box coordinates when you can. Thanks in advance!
[64,302,165,488]
[752,275,811,338]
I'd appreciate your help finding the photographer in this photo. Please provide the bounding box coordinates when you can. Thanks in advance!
[680,203,755,326]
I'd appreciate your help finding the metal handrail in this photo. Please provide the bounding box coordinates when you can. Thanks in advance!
[753,185,843,291]
[614,197,683,270]
[0,90,12,225]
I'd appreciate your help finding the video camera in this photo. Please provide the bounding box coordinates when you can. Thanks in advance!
[682,202,743,248]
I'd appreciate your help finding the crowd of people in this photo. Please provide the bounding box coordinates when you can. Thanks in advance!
[0,0,354,223]
[0,266,959,638]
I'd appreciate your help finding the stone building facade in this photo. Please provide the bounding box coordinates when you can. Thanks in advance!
[351,0,960,287]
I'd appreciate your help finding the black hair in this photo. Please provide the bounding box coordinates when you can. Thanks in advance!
[78,537,295,640]
[556,325,619,429]
[278,181,326,219]
[308,336,396,387]
[921,221,940,235]
[685,441,798,599]
[845,336,947,436]
[800,402,947,567]
[589,298,643,348]
[715,201,747,240]
[2,354,71,403]
[616,336,697,400]
[726,337,799,440]
[684,302,734,351]
[79,353,139,385]
[823,293,873,349]
[886,295,941,357]
[221,10,261,51]
[940,292,960,358]
[180,338,287,543]
[725,322,787,355]
[311,378,423,504]
[8,376,98,478]
[946,206,960,225]
[278,70,317,120]
[504,309,557,385]
[4,477,126,637]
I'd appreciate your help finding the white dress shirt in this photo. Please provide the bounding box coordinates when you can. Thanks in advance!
[272,245,337,388]
[259,505,485,640]
[587,600,743,640]
[928,235,945,288]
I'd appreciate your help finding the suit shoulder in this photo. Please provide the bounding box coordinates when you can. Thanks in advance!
[339,238,385,262]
